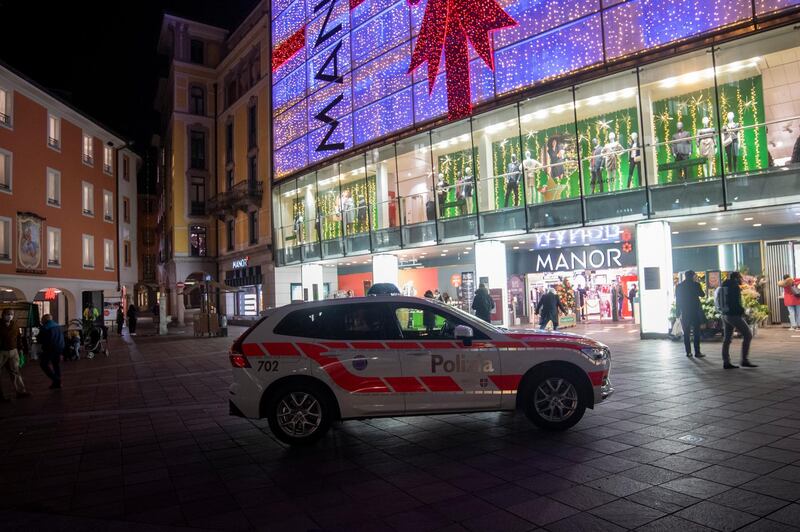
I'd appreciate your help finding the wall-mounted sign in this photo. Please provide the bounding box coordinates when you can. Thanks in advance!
[232,256,250,269]
[532,225,629,250]
[516,243,636,274]
[16,212,45,274]
[450,274,462,288]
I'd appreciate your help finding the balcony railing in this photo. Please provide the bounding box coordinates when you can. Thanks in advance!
[47,197,60,206]
[82,153,94,165]
[0,112,10,126]
[208,180,263,219]
[104,213,113,222]
[103,163,113,174]
[48,137,60,149]
[0,182,9,191]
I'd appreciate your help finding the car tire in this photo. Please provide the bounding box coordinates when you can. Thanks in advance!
[265,381,333,446]
[521,367,586,431]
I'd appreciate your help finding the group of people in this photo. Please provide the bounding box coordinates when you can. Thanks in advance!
[675,270,757,368]
[0,309,63,398]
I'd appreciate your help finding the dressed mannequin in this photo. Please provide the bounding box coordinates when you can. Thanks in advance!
[356,194,367,229]
[457,166,474,215]
[722,111,740,173]
[671,121,692,181]
[589,139,604,193]
[505,154,521,207]
[548,138,565,181]
[627,132,641,188]
[436,173,447,216]
[293,211,304,244]
[342,190,355,234]
[697,116,716,178]
[602,132,624,189]
[523,150,542,199]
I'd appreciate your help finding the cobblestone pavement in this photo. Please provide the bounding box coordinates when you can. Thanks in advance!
[2,322,800,531]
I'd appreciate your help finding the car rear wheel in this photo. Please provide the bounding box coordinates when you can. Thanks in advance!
[522,368,586,431]
[266,382,332,445]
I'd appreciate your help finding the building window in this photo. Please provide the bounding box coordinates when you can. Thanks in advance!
[0,217,10,261]
[190,130,206,169]
[47,227,61,267]
[190,225,207,257]
[0,148,11,192]
[104,239,114,270]
[48,115,60,149]
[123,196,130,223]
[103,190,114,222]
[226,219,235,251]
[0,88,10,126]
[225,121,234,163]
[82,234,94,268]
[123,240,131,267]
[46,168,60,206]
[123,155,130,181]
[142,254,155,280]
[103,145,113,174]
[248,155,257,185]
[190,86,205,115]
[82,134,94,165]
[190,176,205,215]
[247,103,257,149]
[226,78,237,107]
[190,39,204,64]
[82,182,94,216]
[248,211,258,245]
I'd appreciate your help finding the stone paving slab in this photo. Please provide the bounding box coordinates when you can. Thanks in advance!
[1,322,800,530]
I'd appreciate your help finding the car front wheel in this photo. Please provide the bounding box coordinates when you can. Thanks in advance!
[266,382,332,445]
[522,369,586,431]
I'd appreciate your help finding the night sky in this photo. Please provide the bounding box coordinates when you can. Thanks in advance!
[0,0,258,154]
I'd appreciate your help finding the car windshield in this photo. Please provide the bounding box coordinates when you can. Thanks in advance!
[424,299,502,333]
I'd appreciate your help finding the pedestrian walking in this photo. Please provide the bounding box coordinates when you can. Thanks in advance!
[779,274,800,331]
[37,314,64,389]
[127,304,138,336]
[628,284,638,321]
[472,283,494,323]
[116,305,125,335]
[716,271,757,369]
[536,288,567,330]
[0,309,30,400]
[676,270,705,358]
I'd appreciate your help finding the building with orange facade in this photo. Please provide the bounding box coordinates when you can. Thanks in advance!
[0,62,134,324]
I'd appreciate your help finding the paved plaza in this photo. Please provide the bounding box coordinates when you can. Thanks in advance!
[2,322,800,531]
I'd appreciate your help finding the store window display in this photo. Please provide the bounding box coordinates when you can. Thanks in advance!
[396,133,434,227]
[366,145,400,244]
[338,155,372,238]
[471,106,524,214]
[431,120,476,218]
[576,72,642,194]
[316,165,343,245]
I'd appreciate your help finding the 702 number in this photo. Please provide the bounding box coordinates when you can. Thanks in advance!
[257,360,279,372]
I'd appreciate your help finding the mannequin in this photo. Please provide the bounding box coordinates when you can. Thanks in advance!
[627,132,641,188]
[590,138,604,193]
[671,121,692,181]
[342,190,355,234]
[436,172,447,216]
[457,166,474,215]
[548,138,565,181]
[722,111,740,173]
[505,153,521,207]
[602,132,623,190]
[293,210,304,244]
[697,116,716,178]
[356,194,367,230]
[523,149,542,199]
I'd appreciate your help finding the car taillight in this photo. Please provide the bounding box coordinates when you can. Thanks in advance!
[229,334,251,368]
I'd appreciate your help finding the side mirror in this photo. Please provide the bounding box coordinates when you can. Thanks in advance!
[454,324,473,347]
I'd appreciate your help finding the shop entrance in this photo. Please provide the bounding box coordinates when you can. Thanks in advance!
[526,268,638,324]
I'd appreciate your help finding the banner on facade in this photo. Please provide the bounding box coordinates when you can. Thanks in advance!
[16,212,45,274]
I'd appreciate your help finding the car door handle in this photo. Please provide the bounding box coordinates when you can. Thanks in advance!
[407,351,429,357]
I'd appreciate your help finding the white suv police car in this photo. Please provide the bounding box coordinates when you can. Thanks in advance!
[228,296,612,445]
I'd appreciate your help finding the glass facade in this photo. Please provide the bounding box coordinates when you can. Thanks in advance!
[273,25,800,267]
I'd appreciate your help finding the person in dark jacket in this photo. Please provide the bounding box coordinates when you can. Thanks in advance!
[536,288,568,330]
[116,306,125,335]
[718,272,757,369]
[675,271,706,358]
[37,314,64,389]
[127,304,138,336]
[472,283,493,323]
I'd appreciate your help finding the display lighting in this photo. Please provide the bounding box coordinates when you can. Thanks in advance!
[753,223,762,227]
[513,246,520,250]
[533,109,549,119]
[744,217,753,221]
[697,222,707,226]
[711,227,719,231]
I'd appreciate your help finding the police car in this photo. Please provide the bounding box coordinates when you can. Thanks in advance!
[228,296,612,445]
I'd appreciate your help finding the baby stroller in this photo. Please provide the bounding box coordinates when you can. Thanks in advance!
[85,319,109,359]
[65,320,83,361]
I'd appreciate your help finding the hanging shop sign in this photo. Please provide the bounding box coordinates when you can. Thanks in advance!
[525,243,636,273]
[16,212,45,275]
[232,256,250,269]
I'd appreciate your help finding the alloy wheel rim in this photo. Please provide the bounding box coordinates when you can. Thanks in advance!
[277,392,322,437]
[533,378,578,422]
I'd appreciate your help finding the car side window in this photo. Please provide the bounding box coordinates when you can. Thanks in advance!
[273,307,328,338]
[391,304,488,340]
[274,304,395,340]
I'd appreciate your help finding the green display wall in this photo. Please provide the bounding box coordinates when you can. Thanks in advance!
[436,148,478,218]
[317,176,378,240]
[577,107,640,194]
[651,75,767,184]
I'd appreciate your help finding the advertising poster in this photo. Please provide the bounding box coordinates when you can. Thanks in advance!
[16,212,44,274]
[489,288,503,324]
[460,271,475,311]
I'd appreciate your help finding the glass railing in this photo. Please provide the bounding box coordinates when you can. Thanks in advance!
[435,181,476,218]
[400,190,437,246]
[477,171,525,212]
[372,198,402,250]
[525,158,581,204]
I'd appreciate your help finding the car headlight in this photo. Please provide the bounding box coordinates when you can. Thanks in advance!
[580,347,610,365]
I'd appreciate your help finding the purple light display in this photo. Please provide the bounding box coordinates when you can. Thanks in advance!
[272,0,795,179]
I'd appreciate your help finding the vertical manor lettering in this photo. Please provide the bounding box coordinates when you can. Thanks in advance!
[313,0,344,152]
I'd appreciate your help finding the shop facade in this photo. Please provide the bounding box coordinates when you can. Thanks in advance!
[270,2,800,334]
[221,252,267,320]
